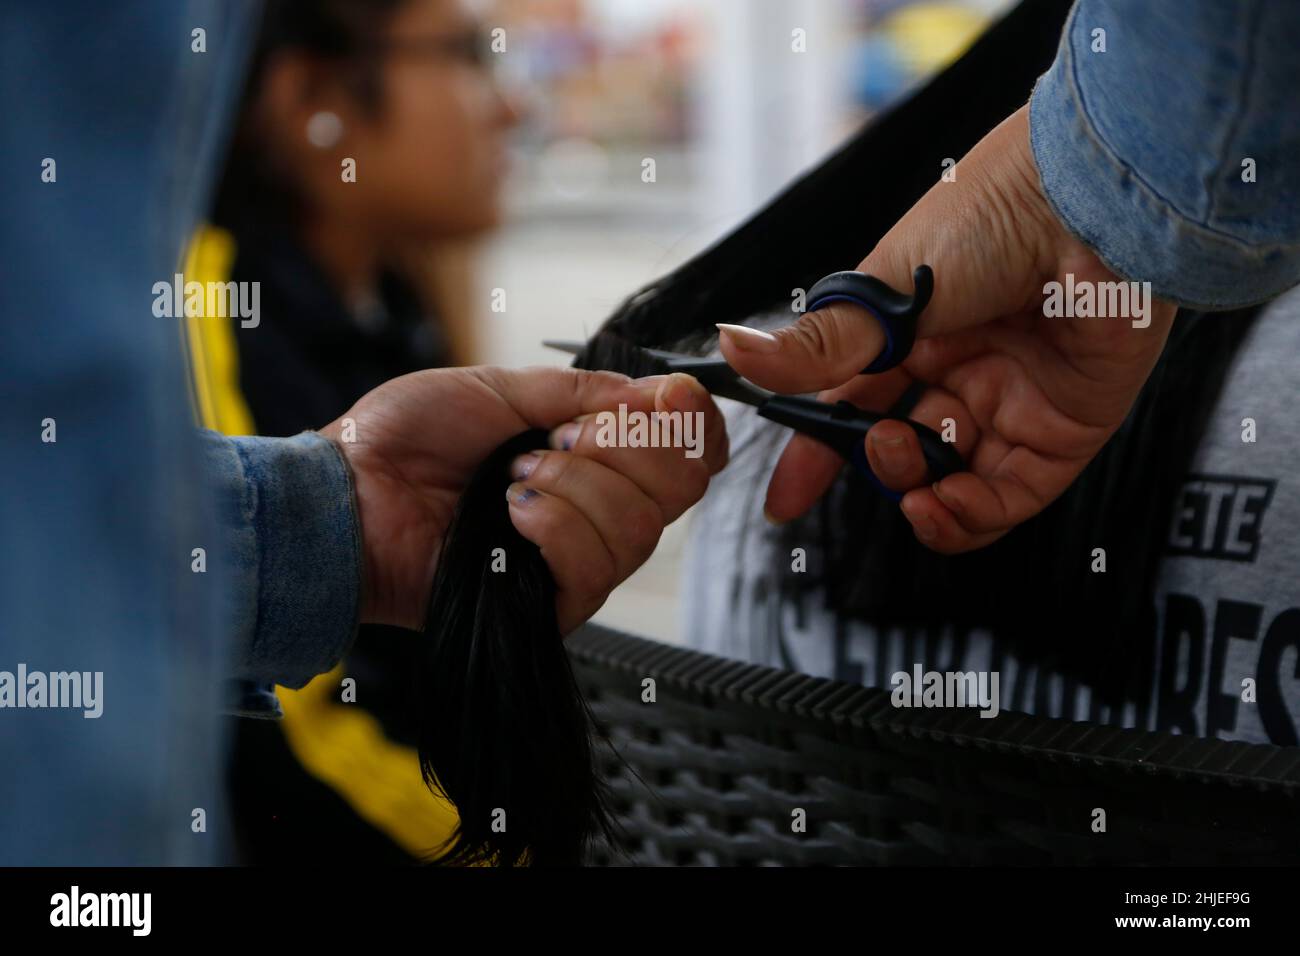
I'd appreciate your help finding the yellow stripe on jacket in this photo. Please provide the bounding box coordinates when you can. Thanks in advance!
[180,225,461,860]
[181,227,256,437]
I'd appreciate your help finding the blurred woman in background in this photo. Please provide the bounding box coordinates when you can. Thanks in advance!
[191,0,520,862]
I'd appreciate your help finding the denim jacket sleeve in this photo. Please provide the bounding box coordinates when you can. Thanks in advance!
[200,430,363,717]
[1029,0,1300,310]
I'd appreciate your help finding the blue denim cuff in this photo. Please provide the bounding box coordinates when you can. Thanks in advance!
[204,430,362,694]
[1029,0,1300,310]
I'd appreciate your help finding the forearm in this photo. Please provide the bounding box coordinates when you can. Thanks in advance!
[1029,0,1300,310]
[201,430,362,695]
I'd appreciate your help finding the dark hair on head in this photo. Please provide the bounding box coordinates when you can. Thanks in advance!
[211,0,413,231]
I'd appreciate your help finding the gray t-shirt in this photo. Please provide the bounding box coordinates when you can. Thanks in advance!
[681,290,1300,746]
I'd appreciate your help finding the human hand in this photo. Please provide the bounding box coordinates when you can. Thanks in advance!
[318,366,727,633]
[717,104,1176,552]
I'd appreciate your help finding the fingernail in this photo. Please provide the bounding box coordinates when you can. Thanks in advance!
[509,452,541,480]
[932,481,960,513]
[661,373,702,412]
[506,482,539,505]
[549,422,581,450]
[868,432,909,477]
[762,506,787,527]
[632,375,669,402]
[717,323,780,354]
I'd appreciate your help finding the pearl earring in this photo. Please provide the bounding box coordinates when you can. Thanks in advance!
[306,111,344,149]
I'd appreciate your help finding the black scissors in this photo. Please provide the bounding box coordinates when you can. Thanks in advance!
[546,265,963,502]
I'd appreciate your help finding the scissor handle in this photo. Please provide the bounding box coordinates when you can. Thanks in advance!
[758,396,963,503]
[805,265,933,375]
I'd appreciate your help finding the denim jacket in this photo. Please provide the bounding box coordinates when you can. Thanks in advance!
[1030,0,1300,309]
[205,432,362,720]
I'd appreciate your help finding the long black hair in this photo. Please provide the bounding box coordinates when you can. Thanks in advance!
[418,431,620,866]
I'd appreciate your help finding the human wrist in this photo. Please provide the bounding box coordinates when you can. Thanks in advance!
[315,420,381,627]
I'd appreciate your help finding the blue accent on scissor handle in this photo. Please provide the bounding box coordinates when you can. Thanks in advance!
[757,396,963,496]
[793,264,946,498]
[805,265,933,374]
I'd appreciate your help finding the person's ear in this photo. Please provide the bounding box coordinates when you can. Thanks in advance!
[254,50,360,156]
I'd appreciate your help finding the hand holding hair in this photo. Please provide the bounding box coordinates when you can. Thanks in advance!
[318,365,727,634]
[318,365,726,865]
[717,104,1177,554]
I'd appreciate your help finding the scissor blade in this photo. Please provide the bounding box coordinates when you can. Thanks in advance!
[541,338,771,407]
[679,363,770,407]
[543,339,586,356]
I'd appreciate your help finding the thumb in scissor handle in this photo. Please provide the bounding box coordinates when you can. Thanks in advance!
[805,264,933,375]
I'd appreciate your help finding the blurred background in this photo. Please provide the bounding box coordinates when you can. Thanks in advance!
[455,0,1013,639]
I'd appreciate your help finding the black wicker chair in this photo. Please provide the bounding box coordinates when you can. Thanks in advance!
[569,624,1300,866]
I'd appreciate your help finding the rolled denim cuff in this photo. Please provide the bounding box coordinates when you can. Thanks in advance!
[1028,1,1300,311]
[206,430,362,693]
